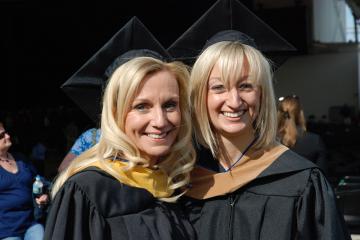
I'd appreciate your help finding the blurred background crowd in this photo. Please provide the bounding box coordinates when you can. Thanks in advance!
[0,106,94,179]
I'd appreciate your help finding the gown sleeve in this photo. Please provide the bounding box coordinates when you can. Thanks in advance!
[296,168,351,240]
[44,181,109,240]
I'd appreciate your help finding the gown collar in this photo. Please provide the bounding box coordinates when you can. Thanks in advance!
[186,143,289,199]
[90,160,173,198]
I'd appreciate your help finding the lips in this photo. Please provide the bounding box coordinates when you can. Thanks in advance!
[145,129,174,139]
[222,110,246,118]
[147,132,167,139]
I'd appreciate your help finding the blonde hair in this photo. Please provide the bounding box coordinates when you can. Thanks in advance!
[190,41,277,156]
[52,57,196,202]
[277,95,306,147]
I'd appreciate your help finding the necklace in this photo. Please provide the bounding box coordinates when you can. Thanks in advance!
[224,137,258,172]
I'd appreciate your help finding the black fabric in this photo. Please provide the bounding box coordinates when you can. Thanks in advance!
[292,131,328,176]
[44,167,195,240]
[167,0,296,66]
[197,145,226,172]
[104,49,166,78]
[182,150,351,240]
[61,16,171,122]
[203,30,258,50]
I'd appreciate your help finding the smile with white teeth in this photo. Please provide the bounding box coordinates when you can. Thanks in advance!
[147,132,167,139]
[222,111,246,118]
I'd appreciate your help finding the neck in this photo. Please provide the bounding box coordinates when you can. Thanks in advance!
[147,156,159,169]
[0,151,8,159]
[218,128,256,164]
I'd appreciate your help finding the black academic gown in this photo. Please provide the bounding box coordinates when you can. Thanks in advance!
[183,150,351,240]
[44,167,195,240]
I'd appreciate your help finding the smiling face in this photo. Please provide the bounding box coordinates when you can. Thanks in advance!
[207,59,260,139]
[0,123,11,153]
[124,69,181,163]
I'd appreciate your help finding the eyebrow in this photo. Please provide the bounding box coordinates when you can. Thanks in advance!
[208,77,222,83]
[208,74,251,84]
[133,96,180,102]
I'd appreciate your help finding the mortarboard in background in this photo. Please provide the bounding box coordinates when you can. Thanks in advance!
[61,16,171,123]
[167,0,297,68]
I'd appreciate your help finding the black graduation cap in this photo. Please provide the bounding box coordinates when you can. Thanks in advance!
[167,0,296,67]
[61,16,171,123]
[203,29,258,50]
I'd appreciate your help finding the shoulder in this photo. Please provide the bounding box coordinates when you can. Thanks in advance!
[12,152,29,163]
[12,152,36,174]
[261,149,317,175]
[304,131,320,138]
[247,150,323,196]
[70,129,97,154]
[79,128,97,140]
[66,167,118,194]
[300,131,323,143]
[62,167,155,217]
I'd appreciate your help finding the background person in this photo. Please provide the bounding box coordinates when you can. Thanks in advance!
[277,95,329,175]
[57,127,100,172]
[0,120,49,240]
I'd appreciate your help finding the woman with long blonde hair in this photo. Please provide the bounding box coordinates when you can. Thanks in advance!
[183,30,349,240]
[44,54,196,240]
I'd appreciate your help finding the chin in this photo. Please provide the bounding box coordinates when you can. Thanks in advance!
[143,148,171,160]
[147,151,170,159]
[220,125,253,136]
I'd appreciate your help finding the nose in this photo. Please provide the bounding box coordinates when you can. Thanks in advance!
[151,106,168,128]
[226,88,242,108]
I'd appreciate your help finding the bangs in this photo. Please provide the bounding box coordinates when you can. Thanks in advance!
[216,44,261,86]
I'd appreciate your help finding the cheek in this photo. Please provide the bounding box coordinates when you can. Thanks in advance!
[124,113,146,134]
[249,94,261,118]
[207,94,222,113]
[168,110,181,127]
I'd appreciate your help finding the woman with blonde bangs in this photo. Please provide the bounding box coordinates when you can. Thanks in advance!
[45,55,196,240]
[190,41,277,156]
[183,30,350,240]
